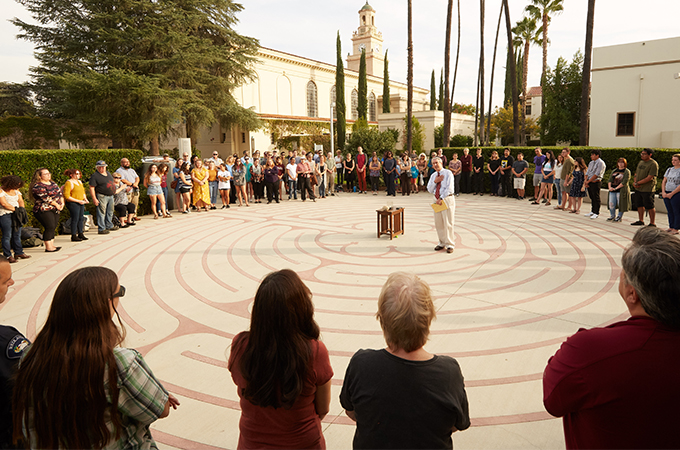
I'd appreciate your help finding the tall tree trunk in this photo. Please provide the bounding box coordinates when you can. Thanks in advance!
[450,0,461,110]
[479,0,486,145]
[521,39,530,145]
[580,0,595,145]
[487,1,504,145]
[150,135,160,156]
[442,0,453,146]
[502,0,520,145]
[474,63,480,146]
[539,12,549,145]
[406,0,413,153]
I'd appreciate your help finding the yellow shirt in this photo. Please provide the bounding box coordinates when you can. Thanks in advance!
[63,179,85,201]
[208,169,218,182]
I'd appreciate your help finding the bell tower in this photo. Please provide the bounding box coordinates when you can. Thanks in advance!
[347,2,385,77]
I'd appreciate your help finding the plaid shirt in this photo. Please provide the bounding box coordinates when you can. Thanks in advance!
[109,348,169,449]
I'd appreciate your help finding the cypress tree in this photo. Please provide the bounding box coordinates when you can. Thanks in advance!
[335,31,346,152]
[382,50,391,113]
[358,48,367,121]
[430,70,437,110]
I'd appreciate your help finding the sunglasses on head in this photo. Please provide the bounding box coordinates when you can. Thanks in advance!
[113,286,126,298]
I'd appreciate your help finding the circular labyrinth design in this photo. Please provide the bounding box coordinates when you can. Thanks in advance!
[3,193,639,449]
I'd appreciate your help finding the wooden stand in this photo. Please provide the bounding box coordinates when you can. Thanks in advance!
[377,208,404,240]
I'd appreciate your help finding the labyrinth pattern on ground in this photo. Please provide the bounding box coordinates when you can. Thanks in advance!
[4,194,639,449]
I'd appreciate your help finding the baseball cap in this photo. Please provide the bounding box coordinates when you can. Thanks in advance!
[96,160,107,167]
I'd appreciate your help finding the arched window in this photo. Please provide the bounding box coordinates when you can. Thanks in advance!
[369,92,377,122]
[330,85,336,116]
[351,89,358,120]
[307,80,318,118]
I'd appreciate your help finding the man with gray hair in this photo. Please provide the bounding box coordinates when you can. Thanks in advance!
[543,226,680,448]
[427,157,456,253]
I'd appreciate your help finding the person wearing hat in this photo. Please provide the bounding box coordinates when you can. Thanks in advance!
[89,160,118,234]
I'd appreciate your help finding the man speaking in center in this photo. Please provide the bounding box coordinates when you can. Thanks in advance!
[427,157,456,254]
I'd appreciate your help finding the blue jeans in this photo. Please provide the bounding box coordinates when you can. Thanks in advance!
[96,194,114,231]
[664,192,680,229]
[554,179,562,206]
[318,175,326,197]
[0,213,24,257]
[65,201,85,235]
[288,179,297,199]
[156,186,168,211]
[209,181,219,205]
[608,191,622,219]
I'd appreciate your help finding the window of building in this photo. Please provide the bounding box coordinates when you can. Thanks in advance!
[525,105,532,116]
[351,89,358,120]
[241,132,246,144]
[369,92,377,122]
[617,112,635,136]
[307,80,318,118]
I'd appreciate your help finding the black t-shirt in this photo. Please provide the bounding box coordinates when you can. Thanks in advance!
[89,170,117,196]
[500,155,514,175]
[340,349,470,449]
[489,159,501,172]
[610,168,625,189]
[472,155,484,171]
[1,326,30,448]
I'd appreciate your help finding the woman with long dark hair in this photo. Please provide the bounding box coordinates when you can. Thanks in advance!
[228,269,333,449]
[13,267,179,449]
[533,150,556,206]
[0,176,31,262]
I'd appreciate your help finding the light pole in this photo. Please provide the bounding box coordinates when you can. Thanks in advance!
[330,102,336,156]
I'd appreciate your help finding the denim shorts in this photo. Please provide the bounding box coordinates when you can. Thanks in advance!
[147,185,162,196]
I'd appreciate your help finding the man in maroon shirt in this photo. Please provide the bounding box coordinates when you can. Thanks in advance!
[543,226,680,449]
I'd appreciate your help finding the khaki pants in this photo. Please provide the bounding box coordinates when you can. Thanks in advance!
[127,190,140,215]
[433,195,456,248]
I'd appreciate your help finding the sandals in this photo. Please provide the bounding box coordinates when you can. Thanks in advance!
[545,202,551,206]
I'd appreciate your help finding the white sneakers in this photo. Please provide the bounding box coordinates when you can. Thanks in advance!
[584,212,593,217]
[590,214,599,220]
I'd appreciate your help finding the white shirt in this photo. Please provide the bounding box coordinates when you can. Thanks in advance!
[286,163,298,179]
[427,168,455,199]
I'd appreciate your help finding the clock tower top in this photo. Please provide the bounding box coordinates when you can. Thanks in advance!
[347,2,384,77]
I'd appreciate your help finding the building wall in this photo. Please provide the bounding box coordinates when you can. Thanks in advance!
[590,37,680,148]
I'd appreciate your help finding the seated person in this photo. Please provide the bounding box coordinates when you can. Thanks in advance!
[340,272,470,449]
[543,226,680,449]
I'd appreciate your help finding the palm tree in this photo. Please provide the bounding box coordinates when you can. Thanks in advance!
[406,0,413,153]
[512,16,540,145]
[442,0,454,146]
[449,0,461,120]
[526,0,564,144]
[502,0,520,145]
[580,0,595,145]
[487,1,505,144]
[478,0,486,145]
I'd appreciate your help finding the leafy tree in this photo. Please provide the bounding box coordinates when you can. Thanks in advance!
[434,124,446,148]
[358,49,368,120]
[526,0,564,144]
[430,70,437,110]
[345,124,396,156]
[452,103,476,115]
[492,101,538,145]
[449,134,473,147]
[0,82,36,116]
[12,0,260,153]
[540,51,583,145]
[382,50,391,113]
[336,31,347,152]
[402,115,425,153]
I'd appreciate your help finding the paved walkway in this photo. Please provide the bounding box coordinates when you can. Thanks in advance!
[2,192,646,449]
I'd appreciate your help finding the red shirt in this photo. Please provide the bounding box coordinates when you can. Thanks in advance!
[356,153,367,171]
[461,154,473,172]
[543,316,680,449]
[228,332,333,449]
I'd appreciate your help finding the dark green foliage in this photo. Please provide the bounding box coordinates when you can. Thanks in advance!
[540,51,583,146]
[449,134,473,147]
[402,116,425,153]
[335,32,346,151]
[11,0,260,146]
[0,148,145,229]
[430,70,437,110]
[382,50,391,113]
[435,146,679,192]
[0,116,59,149]
[434,124,446,148]
[344,125,396,156]
[0,82,36,116]
[358,49,368,120]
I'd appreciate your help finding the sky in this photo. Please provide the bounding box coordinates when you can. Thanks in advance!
[2,0,680,111]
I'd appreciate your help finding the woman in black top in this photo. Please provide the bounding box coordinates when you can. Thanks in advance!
[343,153,356,193]
[487,151,501,196]
[383,152,397,196]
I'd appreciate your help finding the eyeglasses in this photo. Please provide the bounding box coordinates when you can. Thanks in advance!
[112,286,126,298]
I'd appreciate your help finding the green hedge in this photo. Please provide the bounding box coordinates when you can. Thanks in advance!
[0,149,146,232]
[435,146,679,192]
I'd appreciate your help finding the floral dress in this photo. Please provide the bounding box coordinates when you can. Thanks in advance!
[570,170,586,198]
[192,167,211,204]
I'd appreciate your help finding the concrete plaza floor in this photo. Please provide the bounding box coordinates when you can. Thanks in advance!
[1,191,647,449]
